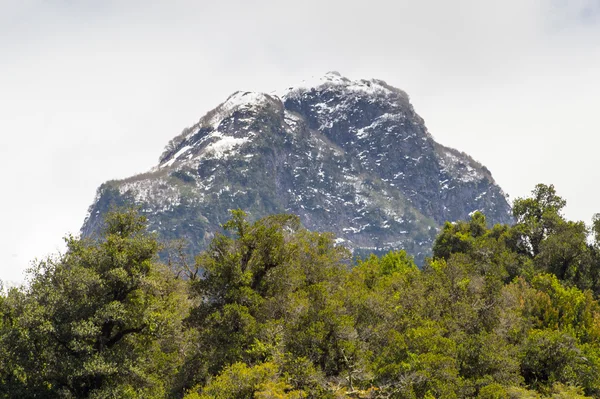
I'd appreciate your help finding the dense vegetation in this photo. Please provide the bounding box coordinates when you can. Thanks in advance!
[2,184,600,398]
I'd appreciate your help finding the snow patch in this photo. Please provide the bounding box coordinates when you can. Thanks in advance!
[281,71,402,100]
[161,145,193,168]
[184,91,274,140]
[437,148,485,183]
[200,134,250,160]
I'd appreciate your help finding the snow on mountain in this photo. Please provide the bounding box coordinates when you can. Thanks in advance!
[82,72,512,264]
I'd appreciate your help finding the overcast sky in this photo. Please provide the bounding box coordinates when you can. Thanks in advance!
[1,0,599,283]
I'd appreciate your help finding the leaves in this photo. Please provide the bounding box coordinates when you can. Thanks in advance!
[2,183,600,398]
[0,209,190,398]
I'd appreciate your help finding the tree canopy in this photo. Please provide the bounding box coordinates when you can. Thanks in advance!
[2,184,600,398]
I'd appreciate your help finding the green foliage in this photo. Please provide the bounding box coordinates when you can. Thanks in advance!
[478,383,508,399]
[435,185,600,294]
[0,209,190,398]
[512,184,567,257]
[520,329,600,392]
[3,183,600,398]
[183,362,304,399]
[181,210,356,395]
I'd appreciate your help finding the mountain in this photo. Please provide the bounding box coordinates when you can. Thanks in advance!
[82,72,512,264]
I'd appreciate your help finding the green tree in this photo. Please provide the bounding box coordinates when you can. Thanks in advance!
[182,211,358,396]
[0,209,189,398]
[183,362,304,399]
[521,329,600,393]
[511,184,566,258]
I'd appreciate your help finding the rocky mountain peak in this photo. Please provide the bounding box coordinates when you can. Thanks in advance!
[158,91,282,168]
[281,71,408,101]
[83,73,512,264]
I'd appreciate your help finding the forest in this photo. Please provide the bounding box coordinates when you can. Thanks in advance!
[1,184,600,399]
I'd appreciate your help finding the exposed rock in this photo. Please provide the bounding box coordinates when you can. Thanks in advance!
[82,72,512,264]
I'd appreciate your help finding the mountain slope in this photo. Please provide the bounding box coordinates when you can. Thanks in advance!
[82,72,512,264]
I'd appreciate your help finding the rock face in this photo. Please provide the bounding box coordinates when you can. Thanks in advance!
[82,72,512,264]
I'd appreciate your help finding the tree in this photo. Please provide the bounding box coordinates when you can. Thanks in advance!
[183,362,304,399]
[181,211,359,396]
[521,329,599,393]
[0,209,189,398]
[512,184,566,257]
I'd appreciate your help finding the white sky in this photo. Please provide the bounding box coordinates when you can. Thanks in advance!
[1,0,599,283]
